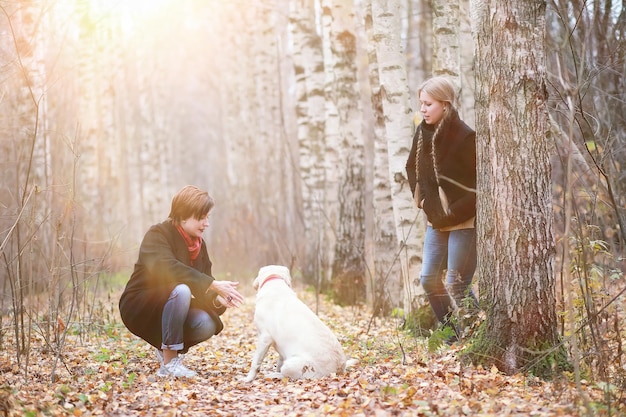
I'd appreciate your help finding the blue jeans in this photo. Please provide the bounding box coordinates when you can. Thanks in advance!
[420,226,477,325]
[161,284,217,352]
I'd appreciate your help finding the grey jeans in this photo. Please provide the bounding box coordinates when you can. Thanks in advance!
[161,284,217,352]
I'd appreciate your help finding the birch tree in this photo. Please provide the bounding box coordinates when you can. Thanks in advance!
[470,0,562,375]
[365,0,423,312]
[403,0,431,112]
[432,0,460,79]
[289,0,328,282]
[320,0,366,303]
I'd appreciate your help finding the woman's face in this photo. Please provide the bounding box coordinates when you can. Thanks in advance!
[419,91,446,125]
[181,214,209,238]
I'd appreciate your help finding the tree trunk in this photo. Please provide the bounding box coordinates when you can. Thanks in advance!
[320,0,366,304]
[404,0,432,112]
[432,0,460,77]
[471,0,561,376]
[366,0,423,313]
[289,0,327,281]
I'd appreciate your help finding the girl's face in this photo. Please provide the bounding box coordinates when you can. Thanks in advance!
[419,91,447,125]
[181,214,209,238]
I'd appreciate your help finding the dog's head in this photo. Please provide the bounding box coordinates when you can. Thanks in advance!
[253,265,292,290]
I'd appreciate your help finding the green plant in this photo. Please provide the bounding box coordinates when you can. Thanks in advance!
[93,347,111,363]
[401,303,437,338]
[427,326,456,352]
[123,372,137,389]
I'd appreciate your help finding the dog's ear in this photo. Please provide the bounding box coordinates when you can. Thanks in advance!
[253,275,260,290]
[282,267,293,288]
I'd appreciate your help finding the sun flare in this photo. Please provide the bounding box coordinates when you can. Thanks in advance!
[80,0,178,35]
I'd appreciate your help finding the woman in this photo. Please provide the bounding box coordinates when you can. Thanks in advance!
[405,76,478,338]
[119,185,244,377]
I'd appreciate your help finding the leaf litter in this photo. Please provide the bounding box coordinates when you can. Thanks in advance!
[0,290,621,416]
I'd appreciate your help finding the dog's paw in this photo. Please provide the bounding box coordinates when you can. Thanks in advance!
[243,370,258,382]
[264,372,285,379]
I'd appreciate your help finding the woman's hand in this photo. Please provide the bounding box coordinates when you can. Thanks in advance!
[209,280,244,308]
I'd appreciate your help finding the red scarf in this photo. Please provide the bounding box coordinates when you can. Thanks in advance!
[175,223,202,265]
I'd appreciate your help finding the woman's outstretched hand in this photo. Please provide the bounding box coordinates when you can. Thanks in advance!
[210,280,244,308]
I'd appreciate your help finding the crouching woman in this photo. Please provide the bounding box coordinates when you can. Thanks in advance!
[119,185,243,377]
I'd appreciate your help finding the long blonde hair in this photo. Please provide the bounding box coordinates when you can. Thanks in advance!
[417,76,457,112]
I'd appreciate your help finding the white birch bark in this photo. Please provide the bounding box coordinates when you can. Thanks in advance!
[320,0,367,301]
[458,0,475,125]
[320,0,342,288]
[404,0,432,112]
[369,0,424,312]
[290,0,327,281]
[432,0,461,79]
[363,0,390,310]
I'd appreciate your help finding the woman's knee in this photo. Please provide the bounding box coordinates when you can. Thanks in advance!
[421,274,443,295]
[171,284,192,301]
[187,309,216,339]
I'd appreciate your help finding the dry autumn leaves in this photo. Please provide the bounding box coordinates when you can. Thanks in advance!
[0,289,622,416]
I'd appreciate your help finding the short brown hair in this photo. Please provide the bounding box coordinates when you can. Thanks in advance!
[168,185,215,224]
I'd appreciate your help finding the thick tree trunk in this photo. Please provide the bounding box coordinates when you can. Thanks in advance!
[472,0,561,376]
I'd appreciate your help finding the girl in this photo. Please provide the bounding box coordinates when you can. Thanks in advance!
[405,76,478,339]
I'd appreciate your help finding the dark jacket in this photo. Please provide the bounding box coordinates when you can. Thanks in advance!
[405,110,476,229]
[119,220,225,350]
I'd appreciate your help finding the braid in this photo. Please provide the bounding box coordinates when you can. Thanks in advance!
[414,129,423,185]
[430,110,452,184]
[430,123,443,184]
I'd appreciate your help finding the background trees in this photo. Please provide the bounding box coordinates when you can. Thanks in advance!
[0,0,623,388]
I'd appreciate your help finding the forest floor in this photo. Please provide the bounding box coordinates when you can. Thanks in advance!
[0,286,623,417]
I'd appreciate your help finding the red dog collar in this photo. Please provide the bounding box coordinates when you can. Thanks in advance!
[260,274,284,289]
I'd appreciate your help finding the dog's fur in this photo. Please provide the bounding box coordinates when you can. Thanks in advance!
[244,265,355,381]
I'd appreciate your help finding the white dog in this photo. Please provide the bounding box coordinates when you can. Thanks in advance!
[244,265,356,381]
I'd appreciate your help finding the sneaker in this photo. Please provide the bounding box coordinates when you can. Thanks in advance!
[157,356,197,378]
[155,348,164,366]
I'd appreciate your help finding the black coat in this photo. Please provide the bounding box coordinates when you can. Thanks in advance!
[405,111,476,229]
[119,220,225,350]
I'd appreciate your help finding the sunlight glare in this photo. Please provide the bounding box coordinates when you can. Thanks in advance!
[81,0,177,35]
[120,0,173,16]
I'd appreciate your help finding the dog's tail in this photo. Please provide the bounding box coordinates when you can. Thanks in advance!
[345,358,358,370]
